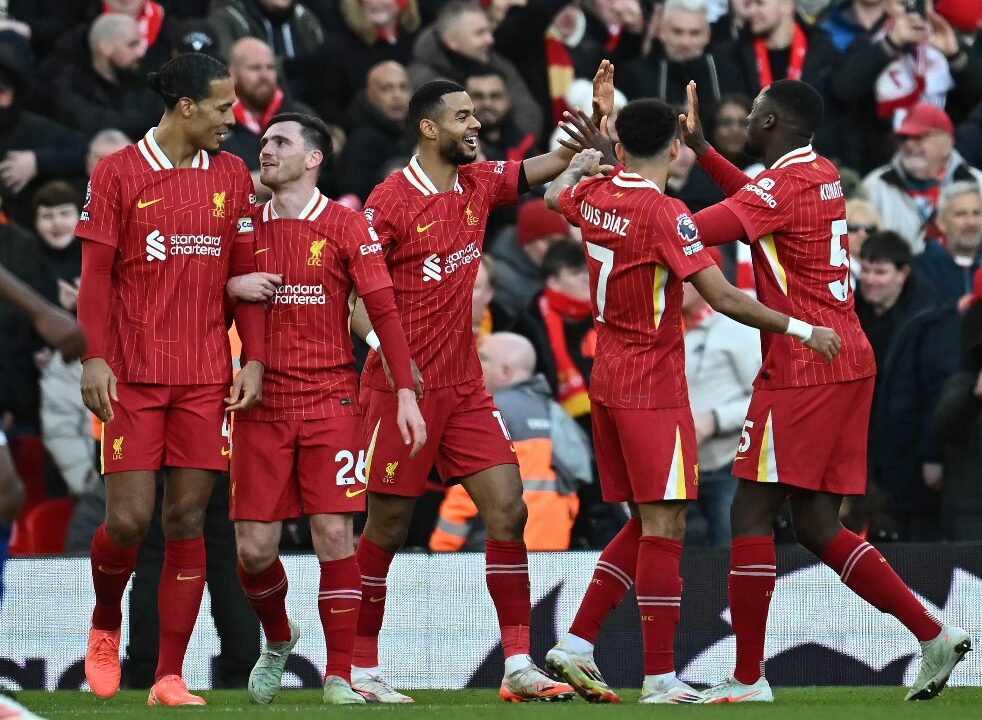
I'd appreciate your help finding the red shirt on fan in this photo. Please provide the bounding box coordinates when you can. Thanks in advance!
[361,156,521,390]
[241,190,394,421]
[75,128,255,385]
[556,169,716,409]
[717,145,876,388]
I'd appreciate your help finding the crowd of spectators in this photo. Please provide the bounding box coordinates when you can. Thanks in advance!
[2,0,982,557]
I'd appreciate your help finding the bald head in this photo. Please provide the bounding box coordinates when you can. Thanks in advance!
[230,37,278,109]
[89,14,144,78]
[366,61,410,123]
[479,332,537,394]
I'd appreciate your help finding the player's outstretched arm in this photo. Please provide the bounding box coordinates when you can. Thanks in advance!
[77,239,117,423]
[0,261,86,362]
[678,81,749,197]
[689,265,842,362]
[524,109,616,189]
[544,149,605,212]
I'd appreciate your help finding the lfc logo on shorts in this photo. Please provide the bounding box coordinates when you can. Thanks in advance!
[212,191,226,218]
[112,436,124,460]
[383,461,399,483]
[465,203,479,226]
[308,239,327,266]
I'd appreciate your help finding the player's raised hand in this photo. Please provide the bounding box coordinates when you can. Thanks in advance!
[396,388,427,457]
[804,326,841,363]
[226,272,282,302]
[81,357,117,423]
[569,149,605,178]
[225,359,264,412]
[558,108,617,168]
[591,59,615,128]
[33,304,86,361]
[678,81,710,156]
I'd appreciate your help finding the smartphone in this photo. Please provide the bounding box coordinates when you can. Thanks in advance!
[906,0,925,16]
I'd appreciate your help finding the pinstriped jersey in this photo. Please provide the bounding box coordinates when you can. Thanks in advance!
[361,156,521,390]
[721,145,876,389]
[75,128,255,385]
[241,190,393,421]
[557,170,716,409]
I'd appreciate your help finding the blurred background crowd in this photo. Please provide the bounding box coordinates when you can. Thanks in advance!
[2,0,982,572]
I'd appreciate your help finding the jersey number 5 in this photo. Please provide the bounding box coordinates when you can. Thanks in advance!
[586,242,613,323]
[828,219,849,302]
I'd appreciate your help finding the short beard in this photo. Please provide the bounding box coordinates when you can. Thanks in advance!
[438,134,474,166]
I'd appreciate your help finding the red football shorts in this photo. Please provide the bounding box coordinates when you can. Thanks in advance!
[100,382,229,474]
[731,377,874,495]
[591,402,699,504]
[229,415,366,521]
[361,381,517,498]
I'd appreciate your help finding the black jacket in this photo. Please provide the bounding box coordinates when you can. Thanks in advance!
[620,42,738,117]
[337,94,415,202]
[955,101,982,172]
[935,370,982,540]
[49,64,162,140]
[856,280,961,514]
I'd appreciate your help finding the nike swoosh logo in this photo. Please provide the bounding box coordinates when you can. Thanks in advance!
[254,248,270,255]
[221,448,231,457]
[727,690,762,702]
[346,487,366,498]
[330,607,355,614]
[734,456,748,461]
[137,198,162,209]
[98,565,127,575]
[176,574,201,581]
[416,221,437,233]
[369,596,385,603]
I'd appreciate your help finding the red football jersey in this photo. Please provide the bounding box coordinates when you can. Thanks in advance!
[558,169,716,409]
[721,145,876,388]
[361,157,520,390]
[75,128,255,385]
[241,190,393,421]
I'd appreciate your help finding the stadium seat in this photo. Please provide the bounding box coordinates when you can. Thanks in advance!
[9,497,76,556]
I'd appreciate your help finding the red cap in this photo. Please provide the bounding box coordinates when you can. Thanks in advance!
[896,104,954,137]
[517,199,569,245]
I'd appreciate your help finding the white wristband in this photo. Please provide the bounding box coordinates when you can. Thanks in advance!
[365,331,381,351]
[785,317,813,342]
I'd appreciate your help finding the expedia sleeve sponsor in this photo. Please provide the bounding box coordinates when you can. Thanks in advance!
[272,283,326,304]
[741,181,778,209]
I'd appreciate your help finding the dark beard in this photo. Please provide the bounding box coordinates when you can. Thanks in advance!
[112,61,143,84]
[438,134,474,166]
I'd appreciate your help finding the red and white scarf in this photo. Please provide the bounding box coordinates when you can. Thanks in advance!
[873,23,953,126]
[754,22,808,89]
[103,1,164,49]
[232,87,284,136]
[539,287,593,418]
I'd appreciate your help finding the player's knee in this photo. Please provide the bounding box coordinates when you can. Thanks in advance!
[236,538,278,574]
[161,502,206,540]
[793,521,840,555]
[484,496,527,542]
[105,511,150,547]
[312,518,354,561]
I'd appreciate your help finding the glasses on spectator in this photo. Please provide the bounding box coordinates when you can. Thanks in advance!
[716,117,749,128]
[470,92,505,101]
[847,223,878,234]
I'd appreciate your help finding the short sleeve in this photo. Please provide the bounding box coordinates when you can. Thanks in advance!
[483,160,522,210]
[363,185,401,251]
[720,169,793,243]
[556,178,595,226]
[342,212,393,297]
[652,202,716,281]
[75,157,122,248]
[234,159,256,239]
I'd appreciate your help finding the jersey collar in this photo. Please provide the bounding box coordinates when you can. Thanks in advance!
[402,155,462,196]
[770,144,816,170]
[137,127,210,171]
[611,170,662,191]
[262,188,328,221]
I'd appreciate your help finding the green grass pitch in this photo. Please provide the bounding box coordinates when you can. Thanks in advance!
[14,688,982,719]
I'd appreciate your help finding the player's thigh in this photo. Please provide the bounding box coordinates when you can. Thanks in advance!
[161,467,218,539]
[309,512,355,561]
[460,463,526,540]
[437,382,518,485]
[234,519,284,572]
[731,385,836,491]
[788,491,845,553]
[362,386,444,498]
[729,479,790,538]
[163,383,230,472]
[297,415,367,517]
[100,382,168,474]
[636,501,688,540]
[822,378,874,496]
[591,404,632,503]
[230,419,302,522]
[362,491,418,552]
[614,405,699,504]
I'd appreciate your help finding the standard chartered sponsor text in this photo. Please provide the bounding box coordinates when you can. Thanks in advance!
[169,233,223,256]
[273,283,326,305]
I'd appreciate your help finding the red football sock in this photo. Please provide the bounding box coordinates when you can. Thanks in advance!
[90,524,139,631]
[237,558,290,644]
[636,536,682,676]
[729,535,776,684]
[821,528,941,642]
[155,538,206,680]
[319,556,361,682]
[569,517,640,643]
[353,537,394,669]
[485,539,530,658]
